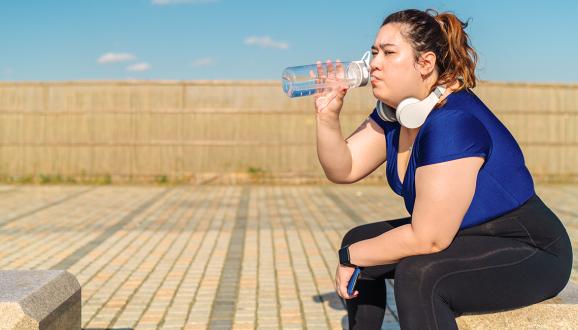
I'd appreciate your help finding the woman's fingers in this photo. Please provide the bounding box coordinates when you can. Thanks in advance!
[310,69,320,96]
[327,59,349,93]
[315,80,342,111]
[335,264,359,300]
[335,59,345,80]
[316,61,325,80]
[315,61,324,94]
[339,283,358,300]
[309,69,315,78]
[316,60,324,76]
[326,59,335,80]
[313,59,348,97]
[335,60,349,92]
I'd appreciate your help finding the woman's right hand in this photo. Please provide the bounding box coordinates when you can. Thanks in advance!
[311,59,349,116]
[335,263,359,300]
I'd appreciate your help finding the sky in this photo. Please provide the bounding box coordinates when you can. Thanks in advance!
[0,0,577,83]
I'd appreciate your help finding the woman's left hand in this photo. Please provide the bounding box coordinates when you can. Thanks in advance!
[335,264,359,299]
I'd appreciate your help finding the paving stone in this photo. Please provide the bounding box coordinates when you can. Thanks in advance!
[0,184,576,330]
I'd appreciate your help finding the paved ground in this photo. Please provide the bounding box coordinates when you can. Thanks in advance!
[0,183,576,330]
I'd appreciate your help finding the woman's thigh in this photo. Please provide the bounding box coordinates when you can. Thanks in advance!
[340,216,412,246]
[394,232,573,317]
[340,216,412,280]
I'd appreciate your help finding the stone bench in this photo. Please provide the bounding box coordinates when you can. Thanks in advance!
[0,270,81,330]
[456,280,578,329]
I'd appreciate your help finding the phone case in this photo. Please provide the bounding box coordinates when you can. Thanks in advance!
[347,267,362,296]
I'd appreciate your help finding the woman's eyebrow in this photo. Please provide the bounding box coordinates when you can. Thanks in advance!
[371,43,396,51]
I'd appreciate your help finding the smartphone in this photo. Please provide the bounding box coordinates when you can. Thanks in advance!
[347,267,362,296]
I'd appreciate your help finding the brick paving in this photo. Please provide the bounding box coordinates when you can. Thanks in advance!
[0,183,576,329]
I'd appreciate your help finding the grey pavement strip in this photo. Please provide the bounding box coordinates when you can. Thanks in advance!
[50,187,173,271]
[208,186,250,329]
[321,186,401,326]
[0,186,95,229]
[320,186,366,225]
[102,188,205,328]
[156,187,221,328]
[385,278,400,324]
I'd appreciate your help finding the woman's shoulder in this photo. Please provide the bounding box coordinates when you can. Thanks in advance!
[416,106,492,167]
[424,107,487,135]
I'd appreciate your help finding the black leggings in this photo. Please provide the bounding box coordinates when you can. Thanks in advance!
[340,193,573,330]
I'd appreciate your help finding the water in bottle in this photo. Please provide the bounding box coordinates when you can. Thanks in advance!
[282,51,371,98]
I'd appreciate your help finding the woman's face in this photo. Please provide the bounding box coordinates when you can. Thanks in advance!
[369,23,434,109]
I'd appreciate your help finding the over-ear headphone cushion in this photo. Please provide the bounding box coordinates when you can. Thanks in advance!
[396,97,420,122]
[376,100,397,122]
[397,97,420,112]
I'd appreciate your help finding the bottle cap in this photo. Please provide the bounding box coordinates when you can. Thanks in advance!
[347,51,371,88]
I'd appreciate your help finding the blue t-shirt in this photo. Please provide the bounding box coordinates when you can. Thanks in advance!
[369,88,535,229]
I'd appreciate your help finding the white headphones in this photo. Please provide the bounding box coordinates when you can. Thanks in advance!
[376,85,447,129]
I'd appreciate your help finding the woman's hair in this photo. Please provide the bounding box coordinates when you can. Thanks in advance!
[381,8,478,107]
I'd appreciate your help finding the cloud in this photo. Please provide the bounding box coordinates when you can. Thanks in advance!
[97,52,137,64]
[98,52,151,73]
[244,36,289,50]
[191,57,216,67]
[126,62,151,72]
[152,0,218,5]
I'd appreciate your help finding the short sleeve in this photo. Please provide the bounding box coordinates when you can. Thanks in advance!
[416,111,492,167]
[369,106,398,135]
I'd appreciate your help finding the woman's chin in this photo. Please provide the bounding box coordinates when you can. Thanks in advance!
[371,89,386,100]
[371,84,385,93]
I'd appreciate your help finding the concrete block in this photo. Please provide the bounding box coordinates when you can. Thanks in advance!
[0,270,81,330]
[456,281,578,329]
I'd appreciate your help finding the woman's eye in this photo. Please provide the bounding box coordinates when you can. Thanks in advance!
[372,51,392,56]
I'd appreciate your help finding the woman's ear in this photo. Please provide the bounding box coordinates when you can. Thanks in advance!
[417,51,437,76]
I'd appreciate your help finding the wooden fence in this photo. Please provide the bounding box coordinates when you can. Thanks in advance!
[0,80,576,184]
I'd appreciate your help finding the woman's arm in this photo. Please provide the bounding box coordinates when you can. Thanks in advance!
[316,112,387,184]
[348,156,484,267]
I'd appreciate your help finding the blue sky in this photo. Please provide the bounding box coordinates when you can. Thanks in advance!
[0,0,576,83]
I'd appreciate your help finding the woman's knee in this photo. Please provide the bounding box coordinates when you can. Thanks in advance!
[340,225,364,248]
[340,220,395,248]
[394,254,440,292]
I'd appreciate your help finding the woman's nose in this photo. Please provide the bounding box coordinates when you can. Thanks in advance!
[369,57,380,71]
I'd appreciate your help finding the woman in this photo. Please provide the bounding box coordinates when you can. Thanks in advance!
[314,8,574,330]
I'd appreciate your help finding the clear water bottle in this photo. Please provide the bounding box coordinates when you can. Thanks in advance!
[282,51,371,98]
